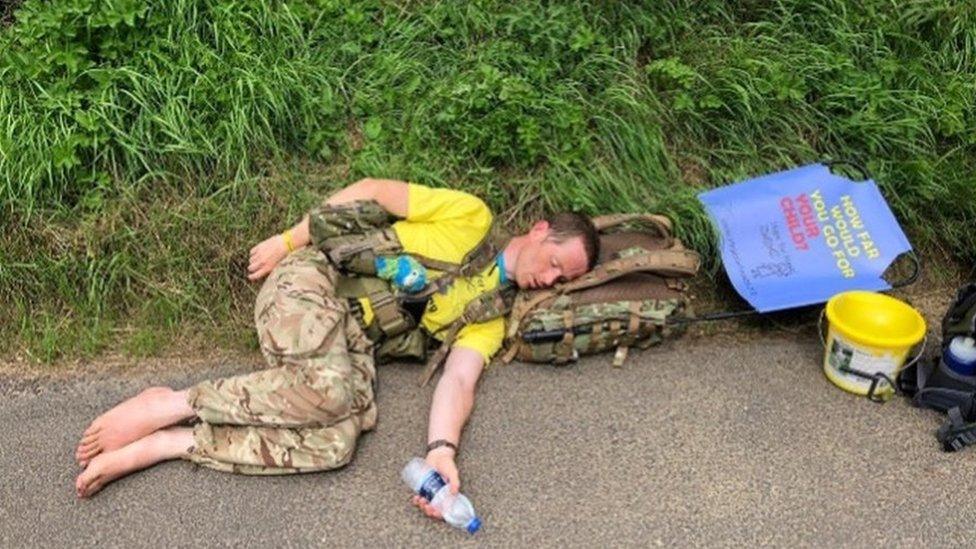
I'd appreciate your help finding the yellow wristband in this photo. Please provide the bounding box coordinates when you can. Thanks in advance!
[282,229,296,253]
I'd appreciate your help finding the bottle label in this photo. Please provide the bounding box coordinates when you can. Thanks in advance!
[418,471,446,502]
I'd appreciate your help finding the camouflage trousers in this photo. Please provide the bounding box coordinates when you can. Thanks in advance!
[184,247,377,475]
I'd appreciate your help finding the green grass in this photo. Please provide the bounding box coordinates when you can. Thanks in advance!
[1,0,974,361]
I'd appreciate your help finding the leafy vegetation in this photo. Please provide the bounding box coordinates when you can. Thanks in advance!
[1,0,974,360]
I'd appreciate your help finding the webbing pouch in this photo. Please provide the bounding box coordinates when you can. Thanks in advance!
[309,200,403,275]
[325,229,402,274]
[335,275,415,339]
[376,329,429,364]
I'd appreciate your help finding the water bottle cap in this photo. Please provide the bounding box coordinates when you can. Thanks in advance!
[946,336,976,376]
[466,517,482,534]
[950,336,976,357]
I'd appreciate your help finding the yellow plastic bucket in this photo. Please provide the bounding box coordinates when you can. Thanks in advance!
[821,291,926,400]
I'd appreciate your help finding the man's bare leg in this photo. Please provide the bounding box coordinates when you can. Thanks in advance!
[75,387,195,466]
[75,426,194,498]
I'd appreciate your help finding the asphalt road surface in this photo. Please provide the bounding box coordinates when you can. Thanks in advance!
[3,332,974,547]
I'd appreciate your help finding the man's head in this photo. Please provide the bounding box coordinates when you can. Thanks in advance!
[509,212,599,290]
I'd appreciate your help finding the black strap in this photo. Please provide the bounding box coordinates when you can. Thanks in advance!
[937,406,976,452]
[889,252,921,289]
[824,159,870,181]
[895,360,921,396]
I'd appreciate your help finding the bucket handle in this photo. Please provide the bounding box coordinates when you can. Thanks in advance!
[818,309,927,403]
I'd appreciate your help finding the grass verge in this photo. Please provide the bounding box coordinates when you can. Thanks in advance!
[1,1,974,361]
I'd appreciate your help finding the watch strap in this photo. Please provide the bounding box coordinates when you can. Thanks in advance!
[425,439,458,455]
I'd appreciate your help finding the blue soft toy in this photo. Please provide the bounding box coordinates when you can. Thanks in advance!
[375,255,428,293]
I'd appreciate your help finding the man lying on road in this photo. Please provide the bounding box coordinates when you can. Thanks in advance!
[73,178,599,522]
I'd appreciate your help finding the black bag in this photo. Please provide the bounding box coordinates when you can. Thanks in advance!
[899,283,976,451]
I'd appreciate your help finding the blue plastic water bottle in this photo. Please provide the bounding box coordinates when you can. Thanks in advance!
[944,336,976,376]
[401,457,482,534]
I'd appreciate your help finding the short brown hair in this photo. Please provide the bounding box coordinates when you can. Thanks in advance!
[544,212,600,270]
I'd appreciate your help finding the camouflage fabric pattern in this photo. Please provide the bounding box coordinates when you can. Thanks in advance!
[308,199,402,274]
[308,199,394,243]
[187,411,368,475]
[513,297,685,364]
[185,247,377,474]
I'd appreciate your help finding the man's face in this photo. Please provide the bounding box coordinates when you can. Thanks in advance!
[514,221,590,290]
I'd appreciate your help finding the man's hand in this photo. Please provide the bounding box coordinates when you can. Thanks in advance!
[246,178,407,282]
[411,447,459,520]
[247,233,290,281]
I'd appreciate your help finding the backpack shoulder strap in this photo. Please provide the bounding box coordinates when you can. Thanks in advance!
[561,247,701,293]
[418,284,517,386]
[592,214,674,246]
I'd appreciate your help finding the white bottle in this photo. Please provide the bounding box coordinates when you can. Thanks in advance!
[401,457,482,534]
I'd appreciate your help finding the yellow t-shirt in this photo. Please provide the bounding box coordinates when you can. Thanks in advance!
[361,183,507,363]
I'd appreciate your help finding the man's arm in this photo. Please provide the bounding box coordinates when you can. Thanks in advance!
[247,178,409,280]
[323,177,409,216]
[411,346,484,520]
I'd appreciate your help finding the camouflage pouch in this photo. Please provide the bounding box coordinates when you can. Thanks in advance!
[309,200,403,275]
[309,200,420,347]
[502,214,700,367]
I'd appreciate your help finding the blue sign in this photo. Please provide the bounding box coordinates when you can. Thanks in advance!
[698,163,913,312]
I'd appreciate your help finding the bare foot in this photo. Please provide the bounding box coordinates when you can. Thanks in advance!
[75,427,193,498]
[76,387,194,467]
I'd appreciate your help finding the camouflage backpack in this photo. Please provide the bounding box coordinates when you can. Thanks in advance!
[501,214,701,367]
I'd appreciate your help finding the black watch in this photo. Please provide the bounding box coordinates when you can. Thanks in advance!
[426,439,458,455]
